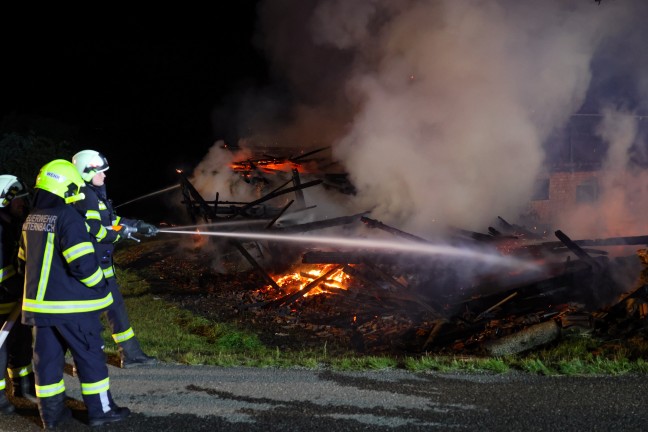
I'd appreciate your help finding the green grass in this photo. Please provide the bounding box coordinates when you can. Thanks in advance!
[106,267,648,375]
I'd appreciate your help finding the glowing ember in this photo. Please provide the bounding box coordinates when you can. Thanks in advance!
[268,265,350,297]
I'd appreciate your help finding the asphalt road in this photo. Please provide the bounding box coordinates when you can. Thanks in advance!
[2,364,647,431]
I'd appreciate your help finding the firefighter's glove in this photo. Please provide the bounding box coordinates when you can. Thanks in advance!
[135,220,159,237]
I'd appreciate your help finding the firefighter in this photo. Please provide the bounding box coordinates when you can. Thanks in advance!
[71,149,158,368]
[0,175,35,413]
[19,159,130,428]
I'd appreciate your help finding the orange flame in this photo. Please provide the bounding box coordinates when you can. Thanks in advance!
[268,265,350,297]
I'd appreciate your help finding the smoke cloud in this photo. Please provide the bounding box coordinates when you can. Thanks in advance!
[192,0,648,241]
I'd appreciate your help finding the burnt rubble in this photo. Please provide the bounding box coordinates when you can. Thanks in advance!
[174,164,648,357]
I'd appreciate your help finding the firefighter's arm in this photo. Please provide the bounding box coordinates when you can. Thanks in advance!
[75,193,122,244]
[59,212,107,290]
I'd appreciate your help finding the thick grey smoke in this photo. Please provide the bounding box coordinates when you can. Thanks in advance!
[194,0,647,240]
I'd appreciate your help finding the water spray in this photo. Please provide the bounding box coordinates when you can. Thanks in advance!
[156,228,540,271]
[162,219,272,231]
[114,184,181,209]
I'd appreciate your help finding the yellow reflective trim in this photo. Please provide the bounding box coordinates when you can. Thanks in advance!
[85,210,101,220]
[81,267,104,287]
[18,231,27,261]
[0,265,16,282]
[103,267,115,278]
[7,364,32,378]
[0,302,17,314]
[37,232,55,301]
[81,377,110,395]
[112,327,134,343]
[0,378,5,390]
[96,225,108,241]
[22,292,113,314]
[63,241,94,263]
[98,202,108,211]
[36,379,65,397]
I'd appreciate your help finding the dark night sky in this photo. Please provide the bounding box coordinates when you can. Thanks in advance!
[3,2,648,230]
[1,5,267,216]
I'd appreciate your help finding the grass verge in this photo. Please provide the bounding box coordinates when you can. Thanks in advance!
[106,268,648,375]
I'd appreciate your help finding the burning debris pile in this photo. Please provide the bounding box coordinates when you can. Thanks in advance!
[169,155,648,357]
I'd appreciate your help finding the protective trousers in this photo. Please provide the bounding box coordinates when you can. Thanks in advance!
[103,277,135,343]
[33,319,117,420]
[0,311,33,392]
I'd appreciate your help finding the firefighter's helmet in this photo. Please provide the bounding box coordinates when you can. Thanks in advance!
[0,175,28,208]
[72,149,110,182]
[35,160,86,204]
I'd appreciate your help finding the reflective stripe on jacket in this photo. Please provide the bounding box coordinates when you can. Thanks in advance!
[73,185,135,278]
[20,197,113,325]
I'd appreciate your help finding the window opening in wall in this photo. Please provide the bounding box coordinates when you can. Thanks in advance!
[575,178,599,203]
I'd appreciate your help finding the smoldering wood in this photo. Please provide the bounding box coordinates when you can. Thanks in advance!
[175,157,648,353]
[264,265,344,308]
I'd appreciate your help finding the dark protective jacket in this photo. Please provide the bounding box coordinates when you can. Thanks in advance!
[0,208,23,315]
[18,190,113,326]
[73,184,135,279]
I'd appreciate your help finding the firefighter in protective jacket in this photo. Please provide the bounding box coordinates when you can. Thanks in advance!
[72,149,158,368]
[19,159,130,428]
[0,175,35,413]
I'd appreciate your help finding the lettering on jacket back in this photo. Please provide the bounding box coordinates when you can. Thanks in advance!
[23,214,58,233]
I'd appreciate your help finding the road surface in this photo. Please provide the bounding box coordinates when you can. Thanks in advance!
[3,364,647,431]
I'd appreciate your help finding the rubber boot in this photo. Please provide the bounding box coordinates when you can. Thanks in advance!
[88,405,131,427]
[38,393,72,430]
[10,372,37,400]
[86,392,131,427]
[119,338,157,368]
[0,391,15,415]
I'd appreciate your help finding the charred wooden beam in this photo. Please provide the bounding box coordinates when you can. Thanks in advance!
[343,264,442,317]
[363,262,409,292]
[483,319,561,356]
[360,217,431,243]
[265,199,294,229]
[232,179,323,219]
[497,216,546,240]
[177,170,216,222]
[288,146,330,163]
[271,211,368,234]
[421,318,448,350]
[230,241,283,292]
[447,226,497,242]
[473,292,518,322]
[264,265,344,308]
[291,169,306,208]
[555,230,603,271]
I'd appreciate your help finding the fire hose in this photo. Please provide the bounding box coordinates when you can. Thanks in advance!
[0,302,22,350]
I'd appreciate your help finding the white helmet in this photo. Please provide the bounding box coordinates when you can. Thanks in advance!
[0,175,29,208]
[72,149,110,182]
